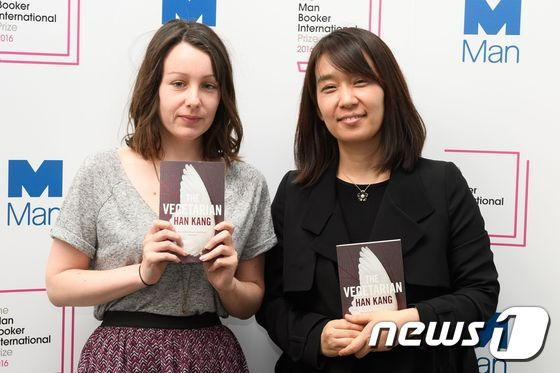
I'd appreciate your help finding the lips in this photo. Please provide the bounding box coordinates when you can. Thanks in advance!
[177,114,203,124]
[337,113,366,124]
[178,114,202,120]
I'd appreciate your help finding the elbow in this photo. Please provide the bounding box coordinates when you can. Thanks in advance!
[230,300,263,320]
[226,309,253,320]
[45,276,66,307]
[232,302,262,320]
[46,288,64,307]
[237,284,265,320]
[235,313,254,321]
[485,273,500,315]
[489,280,500,315]
[477,281,500,322]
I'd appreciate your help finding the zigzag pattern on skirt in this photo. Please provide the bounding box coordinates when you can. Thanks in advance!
[78,325,249,373]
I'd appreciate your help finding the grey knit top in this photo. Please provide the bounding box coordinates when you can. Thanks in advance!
[50,149,277,320]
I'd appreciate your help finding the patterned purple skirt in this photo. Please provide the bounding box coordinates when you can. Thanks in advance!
[78,325,249,373]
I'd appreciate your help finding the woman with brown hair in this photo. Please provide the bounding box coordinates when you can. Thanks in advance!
[46,20,276,372]
[257,27,499,372]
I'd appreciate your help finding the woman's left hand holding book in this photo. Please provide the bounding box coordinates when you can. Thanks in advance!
[200,221,238,292]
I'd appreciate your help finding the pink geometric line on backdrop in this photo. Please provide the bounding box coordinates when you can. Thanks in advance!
[75,0,80,66]
[0,0,80,65]
[444,149,520,238]
[298,0,382,73]
[0,288,71,371]
[444,149,529,247]
[71,307,75,373]
[62,306,66,373]
[0,288,46,293]
[0,59,78,65]
[297,61,308,73]
[67,0,71,56]
[491,160,529,247]
[378,0,383,36]
[0,0,71,56]
[488,151,519,238]
[369,0,383,36]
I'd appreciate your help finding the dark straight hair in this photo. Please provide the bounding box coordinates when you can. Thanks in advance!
[125,19,242,165]
[294,27,426,186]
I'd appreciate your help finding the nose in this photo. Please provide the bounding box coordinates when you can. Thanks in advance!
[183,87,201,108]
[338,84,358,108]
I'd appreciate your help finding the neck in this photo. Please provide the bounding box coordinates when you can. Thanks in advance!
[337,141,389,184]
[159,134,204,162]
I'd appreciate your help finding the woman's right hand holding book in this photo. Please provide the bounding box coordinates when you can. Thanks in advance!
[320,318,364,357]
[139,220,185,286]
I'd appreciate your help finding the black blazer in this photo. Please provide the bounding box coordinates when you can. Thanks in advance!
[256,159,499,373]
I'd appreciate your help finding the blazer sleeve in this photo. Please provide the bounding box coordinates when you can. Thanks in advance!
[414,162,500,325]
[256,172,329,369]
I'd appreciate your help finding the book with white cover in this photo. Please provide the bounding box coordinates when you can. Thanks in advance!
[159,161,225,263]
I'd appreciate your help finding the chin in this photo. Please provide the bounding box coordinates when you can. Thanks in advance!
[336,132,377,143]
[174,127,206,136]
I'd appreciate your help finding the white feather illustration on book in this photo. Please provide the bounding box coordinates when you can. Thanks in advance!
[348,246,398,314]
[171,164,215,257]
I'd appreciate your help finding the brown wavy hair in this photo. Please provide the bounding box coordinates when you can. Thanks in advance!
[125,20,242,165]
[294,27,426,186]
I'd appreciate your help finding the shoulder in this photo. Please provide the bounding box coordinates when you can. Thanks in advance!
[227,160,266,184]
[270,170,307,210]
[60,149,120,214]
[228,160,265,179]
[72,148,121,189]
[277,170,301,196]
[414,157,450,173]
[272,170,298,189]
[412,158,471,202]
[413,158,464,182]
[79,148,119,174]
[226,160,270,196]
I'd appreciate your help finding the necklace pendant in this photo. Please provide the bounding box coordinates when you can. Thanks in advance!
[357,191,368,202]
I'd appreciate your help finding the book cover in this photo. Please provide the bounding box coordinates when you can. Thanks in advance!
[336,239,407,315]
[159,161,225,263]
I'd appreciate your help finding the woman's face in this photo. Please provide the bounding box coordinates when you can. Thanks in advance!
[158,41,220,149]
[315,54,384,147]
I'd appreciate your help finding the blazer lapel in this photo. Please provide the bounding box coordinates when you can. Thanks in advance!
[301,163,350,262]
[370,167,434,255]
[300,163,434,262]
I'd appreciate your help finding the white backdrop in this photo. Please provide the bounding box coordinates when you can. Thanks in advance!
[1,1,558,372]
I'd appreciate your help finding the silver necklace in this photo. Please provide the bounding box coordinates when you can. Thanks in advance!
[342,172,372,202]
[151,159,160,196]
[151,159,160,182]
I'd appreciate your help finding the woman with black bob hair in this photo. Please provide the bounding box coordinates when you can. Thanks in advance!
[257,27,499,372]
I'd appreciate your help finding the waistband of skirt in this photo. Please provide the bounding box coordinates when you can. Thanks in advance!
[101,311,221,329]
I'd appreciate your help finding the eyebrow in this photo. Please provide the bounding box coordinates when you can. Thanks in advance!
[316,74,334,84]
[166,72,217,80]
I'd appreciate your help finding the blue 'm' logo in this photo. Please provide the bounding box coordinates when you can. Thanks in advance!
[477,313,509,349]
[162,0,217,26]
[8,160,63,198]
[464,0,521,35]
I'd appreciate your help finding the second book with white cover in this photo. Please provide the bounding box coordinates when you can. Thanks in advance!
[336,239,407,315]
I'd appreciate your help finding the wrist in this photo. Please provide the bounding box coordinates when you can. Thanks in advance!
[215,277,238,295]
[398,307,420,327]
[138,263,155,287]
